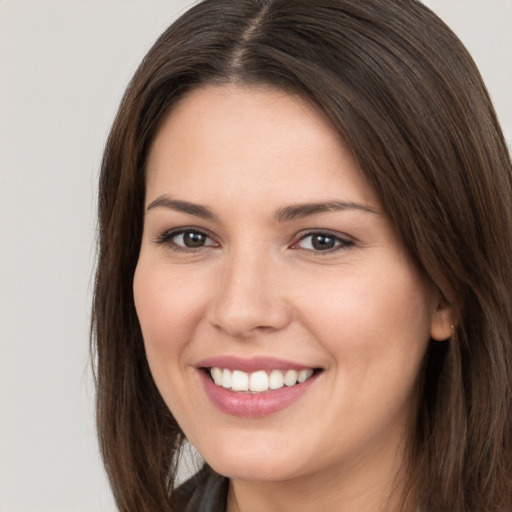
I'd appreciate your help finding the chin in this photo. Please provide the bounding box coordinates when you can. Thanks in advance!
[208,458,294,482]
[198,442,306,482]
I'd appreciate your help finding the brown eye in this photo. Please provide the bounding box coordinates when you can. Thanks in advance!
[310,234,337,251]
[178,231,209,248]
[295,232,353,252]
[156,229,217,250]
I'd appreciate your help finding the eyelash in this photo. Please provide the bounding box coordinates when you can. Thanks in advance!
[293,231,354,253]
[154,228,354,254]
[154,228,218,253]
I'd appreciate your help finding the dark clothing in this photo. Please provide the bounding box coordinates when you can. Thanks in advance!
[173,465,229,512]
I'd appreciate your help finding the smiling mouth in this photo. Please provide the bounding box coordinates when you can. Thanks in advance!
[203,367,322,393]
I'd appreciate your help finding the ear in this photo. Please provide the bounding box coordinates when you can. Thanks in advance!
[430,294,454,341]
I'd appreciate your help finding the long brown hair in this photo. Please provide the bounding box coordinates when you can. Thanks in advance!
[92,1,512,510]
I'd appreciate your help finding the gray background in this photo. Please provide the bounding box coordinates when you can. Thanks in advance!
[0,1,510,511]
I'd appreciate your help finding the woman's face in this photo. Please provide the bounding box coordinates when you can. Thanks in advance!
[134,85,450,486]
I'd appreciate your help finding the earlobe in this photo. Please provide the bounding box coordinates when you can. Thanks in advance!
[430,297,455,341]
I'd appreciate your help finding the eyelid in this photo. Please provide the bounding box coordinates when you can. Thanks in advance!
[291,229,355,252]
[154,226,219,250]
[153,227,354,254]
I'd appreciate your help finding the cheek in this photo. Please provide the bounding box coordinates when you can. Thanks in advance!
[294,265,431,448]
[295,260,432,374]
[133,260,206,374]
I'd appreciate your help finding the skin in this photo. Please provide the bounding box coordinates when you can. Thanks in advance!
[133,84,453,512]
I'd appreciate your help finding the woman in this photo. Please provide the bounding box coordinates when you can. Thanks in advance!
[92,0,512,511]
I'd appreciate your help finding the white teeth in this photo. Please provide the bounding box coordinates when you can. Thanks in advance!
[284,369,298,386]
[298,369,314,383]
[209,367,315,393]
[211,367,223,385]
[269,369,284,390]
[222,369,232,389]
[249,370,269,392]
[231,370,249,391]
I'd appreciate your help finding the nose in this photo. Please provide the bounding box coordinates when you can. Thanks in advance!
[207,248,292,339]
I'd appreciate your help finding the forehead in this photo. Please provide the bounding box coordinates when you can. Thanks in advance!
[145,84,378,211]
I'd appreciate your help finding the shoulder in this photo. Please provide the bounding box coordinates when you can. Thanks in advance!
[172,464,229,512]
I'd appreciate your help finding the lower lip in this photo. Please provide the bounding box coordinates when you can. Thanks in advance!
[198,370,319,418]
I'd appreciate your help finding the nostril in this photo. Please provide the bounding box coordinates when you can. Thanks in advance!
[207,303,293,338]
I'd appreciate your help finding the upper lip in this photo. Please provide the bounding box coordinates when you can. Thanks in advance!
[196,355,319,373]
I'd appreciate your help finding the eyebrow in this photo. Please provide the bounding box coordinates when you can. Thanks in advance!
[146,196,216,220]
[146,196,377,221]
[274,200,378,222]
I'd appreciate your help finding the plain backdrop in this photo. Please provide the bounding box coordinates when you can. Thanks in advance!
[0,1,510,511]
